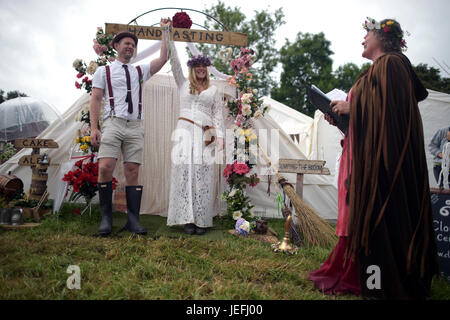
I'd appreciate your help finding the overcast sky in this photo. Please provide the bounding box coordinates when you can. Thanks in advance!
[0,0,449,114]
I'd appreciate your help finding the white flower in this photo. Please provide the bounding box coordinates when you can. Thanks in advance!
[249,208,255,218]
[239,220,250,233]
[233,211,242,220]
[228,189,237,197]
[252,89,258,95]
[242,104,252,116]
[254,109,262,119]
[86,61,98,75]
[73,58,83,69]
[241,93,253,104]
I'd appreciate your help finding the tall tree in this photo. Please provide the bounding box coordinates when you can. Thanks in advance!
[270,32,334,117]
[196,1,285,96]
[0,89,27,104]
[413,63,450,94]
[333,62,371,92]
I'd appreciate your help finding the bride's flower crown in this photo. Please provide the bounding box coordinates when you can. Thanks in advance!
[187,55,211,68]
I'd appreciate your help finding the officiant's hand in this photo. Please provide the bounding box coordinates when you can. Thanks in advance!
[330,100,350,116]
[90,128,101,148]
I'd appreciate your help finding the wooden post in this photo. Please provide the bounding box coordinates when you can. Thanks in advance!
[15,139,58,202]
[296,173,304,199]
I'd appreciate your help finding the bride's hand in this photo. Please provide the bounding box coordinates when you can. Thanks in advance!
[216,138,224,151]
[160,18,171,29]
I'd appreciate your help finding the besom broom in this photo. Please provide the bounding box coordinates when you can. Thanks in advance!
[256,143,337,247]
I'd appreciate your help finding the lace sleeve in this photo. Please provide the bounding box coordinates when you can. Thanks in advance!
[212,89,225,138]
[168,40,186,88]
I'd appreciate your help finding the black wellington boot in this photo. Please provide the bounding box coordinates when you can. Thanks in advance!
[122,186,147,235]
[98,181,113,236]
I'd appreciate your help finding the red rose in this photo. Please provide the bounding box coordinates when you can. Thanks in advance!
[77,73,84,78]
[75,82,81,89]
[223,164,233,178]
[233,162,250,176]
[172,12,192,29]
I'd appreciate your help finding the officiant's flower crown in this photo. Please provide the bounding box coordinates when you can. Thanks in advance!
[363,17,409,51]
[187,55,211,68]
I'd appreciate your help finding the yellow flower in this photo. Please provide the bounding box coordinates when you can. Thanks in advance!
[249,133,257,141]
[244,129,252,136]
[238,129,245,136]
[85,136,91,143]
[386,21,394,26]
[75,137,80,144]
[381,24,386,28]
[80,144,88,151]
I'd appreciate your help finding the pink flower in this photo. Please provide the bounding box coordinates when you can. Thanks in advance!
[233,162,250,175]
[223,164,233,178]
[75,82,81,89]
[93,43,103,55]
[77,73,84,78]
[383,26,389,33]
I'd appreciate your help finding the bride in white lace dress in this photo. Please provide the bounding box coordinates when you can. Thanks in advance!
[166,40,224,235]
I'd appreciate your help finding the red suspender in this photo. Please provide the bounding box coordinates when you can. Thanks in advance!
[105,65,143,119]
[136,66,143,120]
[105,65,115,115]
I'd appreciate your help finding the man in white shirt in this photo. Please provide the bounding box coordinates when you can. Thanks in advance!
[90,19,171,236]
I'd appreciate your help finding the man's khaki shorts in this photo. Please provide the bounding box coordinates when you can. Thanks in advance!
[98,117,144,164]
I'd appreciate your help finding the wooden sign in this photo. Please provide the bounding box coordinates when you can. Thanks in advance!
[278,159,330,199]
[19,155,51,166]
[14,139,58,149]
[105,23,248,46]
[278,159,329,175]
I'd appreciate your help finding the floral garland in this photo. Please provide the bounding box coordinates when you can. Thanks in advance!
[221,48,271,233]
[73,27,116,93]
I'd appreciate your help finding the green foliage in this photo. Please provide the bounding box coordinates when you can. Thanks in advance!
[0,89,27,104]
[271,32,335,117]
[414,63,450,94]
[197,0,285,96]
[333,62,371,92]
[0,142,17,163]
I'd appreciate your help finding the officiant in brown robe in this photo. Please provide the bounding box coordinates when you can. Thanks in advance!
[346,18,439,299]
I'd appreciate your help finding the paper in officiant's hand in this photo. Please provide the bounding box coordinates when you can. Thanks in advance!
[307,85,349,133]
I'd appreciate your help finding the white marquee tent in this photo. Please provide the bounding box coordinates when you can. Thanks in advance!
[1,75,448,221]
[0,74,339,220]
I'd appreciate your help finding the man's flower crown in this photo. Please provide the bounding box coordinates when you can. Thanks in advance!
[363,17,409,50]
[187,55,211,68]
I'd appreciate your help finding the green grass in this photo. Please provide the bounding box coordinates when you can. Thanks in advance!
[0,203,448,300]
